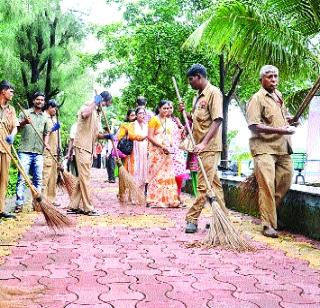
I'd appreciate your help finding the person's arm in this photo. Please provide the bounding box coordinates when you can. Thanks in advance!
[148,126,169,154]
[81,102,96,119]
[193,119,223,154]
[248,124,295,135]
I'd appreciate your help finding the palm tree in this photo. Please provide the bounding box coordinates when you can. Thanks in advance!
[183,0,320,166]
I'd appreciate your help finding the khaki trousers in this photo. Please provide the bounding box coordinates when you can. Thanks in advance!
[0,152,10,213]
[186,151,227,224]
[42,156,58,202]
[68,147,93,212]
[254,154,293,229]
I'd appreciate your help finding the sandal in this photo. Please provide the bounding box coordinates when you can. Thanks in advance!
[66,208,83,214]
[14,205,23,213]
[82,210,100,216]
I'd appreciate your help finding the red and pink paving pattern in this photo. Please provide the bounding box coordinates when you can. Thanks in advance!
[1,169,320,307]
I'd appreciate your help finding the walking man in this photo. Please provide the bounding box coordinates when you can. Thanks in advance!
[15,92,50,212]
[42,99,60,206]
[246,65,296,238]
[0,80,17,219]
[67,91,113,216]
[179,64,228,233]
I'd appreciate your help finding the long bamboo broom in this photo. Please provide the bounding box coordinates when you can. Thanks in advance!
[17,103,78,197]
[239,75,320,204]
[0,137,73,230]
[173,77,253,251]
[99,103,146,205]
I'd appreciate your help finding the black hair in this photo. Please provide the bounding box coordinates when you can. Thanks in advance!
[186,63,207,78]
[100,91,112,102]
[155,99,170,115]
[136,96,147,106]
[0,80,14,91]
[32,91,45,100]
[135,107,146,115]
[43,99,58,110]
[125,109,136,122]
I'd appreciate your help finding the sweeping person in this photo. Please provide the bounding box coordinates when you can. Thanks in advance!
[246,65,296,238]
[15,92,50,213]
[67,91,113,216]
[179,64,228,234]
[42,99,60,206]
[0,80,17,219]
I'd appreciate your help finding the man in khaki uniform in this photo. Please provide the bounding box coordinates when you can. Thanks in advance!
[42,100,60,205]
[0,80,17,219]
[180,64,228,233]
[67,91,113,216]
[246,65,296,238]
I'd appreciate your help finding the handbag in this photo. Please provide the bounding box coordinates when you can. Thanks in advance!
[117,135,133,156]
[179,134,194,152]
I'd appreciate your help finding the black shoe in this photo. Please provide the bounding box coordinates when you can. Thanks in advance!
[109,179,116,183]
[205,223,210,230]
[0,212,16,219]
[83,210,100,216]
[66,208,83,214]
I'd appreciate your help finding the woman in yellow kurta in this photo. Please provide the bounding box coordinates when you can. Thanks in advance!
[147,100,179,208]
[117,109,147,202]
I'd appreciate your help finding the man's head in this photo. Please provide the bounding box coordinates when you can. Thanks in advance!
[136,96,147,108]
[186,64,208,91]
[32,92,45,110]
[43,99,58,116]
[100,91,112,107]
[0,80,14,103]
[259,65,279,92]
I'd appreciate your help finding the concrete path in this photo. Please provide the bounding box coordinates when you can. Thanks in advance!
[1,169,320,307]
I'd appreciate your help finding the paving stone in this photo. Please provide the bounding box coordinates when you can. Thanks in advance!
[233,291,282,308]
[207,290,258,308]
[99,282,145,302]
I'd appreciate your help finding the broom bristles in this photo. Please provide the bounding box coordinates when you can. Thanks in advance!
[238,173,259,208]
[32,194,73,230]
[118,165,145,205]
[61,170,79,197]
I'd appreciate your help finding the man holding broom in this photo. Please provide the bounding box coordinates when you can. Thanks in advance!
[246,65,296,238]
[0,80,17,219]
[14,92,50,213]
[179,64,228,234]
[42,99,61,206]
[67,91,113,216]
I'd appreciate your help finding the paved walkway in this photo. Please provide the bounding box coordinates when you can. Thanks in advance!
[1,169,320,307]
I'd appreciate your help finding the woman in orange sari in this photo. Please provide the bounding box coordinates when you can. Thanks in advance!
[146,100,179,208]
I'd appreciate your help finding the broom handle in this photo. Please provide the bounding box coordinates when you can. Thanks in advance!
[94,90,121,162]
[292,75,320,122]
[0,136,39,197]
[172,77,213,193]
[17,103,59,164]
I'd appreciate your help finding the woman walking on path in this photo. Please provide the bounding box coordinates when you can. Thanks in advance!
[146,100,179,208]
[167,102,189,205]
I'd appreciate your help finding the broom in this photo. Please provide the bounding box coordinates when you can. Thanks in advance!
[0,137,73,230]
[98,101,146,205]
[17,102,78,198]
[173,77,253,251]
[239,75,320,203]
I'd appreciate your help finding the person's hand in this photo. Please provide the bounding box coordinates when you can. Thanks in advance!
[104,133,114,140]
[5,135,14,145]
[57,163,64,172]
[44,143,51,151]
[193,142,206,154]
[287,117,299,127]
[178,101,185,112]
[94,95,102,105]
[20,116,31,126]
[161,146,169,154]
[283,125,296,135]
[51,122,60,132]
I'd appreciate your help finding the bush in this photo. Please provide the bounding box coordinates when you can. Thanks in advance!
[6,165,18,197]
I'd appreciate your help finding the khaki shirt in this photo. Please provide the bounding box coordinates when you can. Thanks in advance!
[44,112,58,157]
[74,102,99,154]
[192,82,223,152]
[0,104,17,153]
[18,108,49,154]
[246,88,292,156]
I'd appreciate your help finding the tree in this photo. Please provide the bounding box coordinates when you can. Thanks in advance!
[184,0,320,165]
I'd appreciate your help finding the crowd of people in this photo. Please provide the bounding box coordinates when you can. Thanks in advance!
[0,63,297,238]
